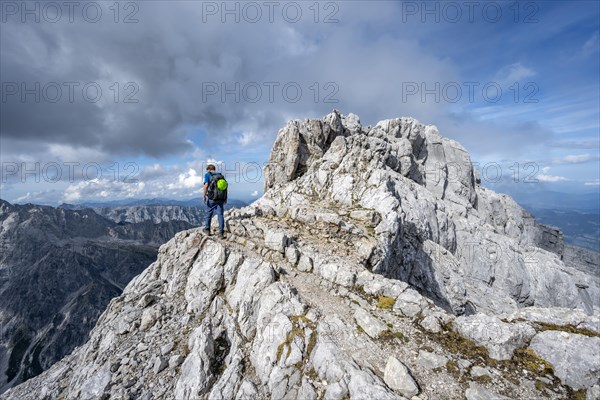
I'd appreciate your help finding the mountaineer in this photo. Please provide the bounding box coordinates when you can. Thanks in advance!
[202,164,228,238]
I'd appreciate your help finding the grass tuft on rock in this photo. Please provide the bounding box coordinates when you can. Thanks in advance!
[430,323,490,364]
[446,359,461,380]
[306,367,319,381]
[379,329,409,345]
[565,388,588,400]
[376,296,395,310]
[536,322,600,338]
[512,347,554,376]
[534,380,551,397]
[306,331,318,357]
[276,312,317,363]
[473,375,493,384]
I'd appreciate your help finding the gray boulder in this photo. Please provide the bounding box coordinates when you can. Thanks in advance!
[454,314,535,360]
[465,382,510,400]
[383,356,419,397]
[530,330,600,390]
[354,308,388,339]
[416,350,448,370]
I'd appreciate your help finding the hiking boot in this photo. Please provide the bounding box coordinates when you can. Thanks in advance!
[203,227,211,236]
[219,231,226,239]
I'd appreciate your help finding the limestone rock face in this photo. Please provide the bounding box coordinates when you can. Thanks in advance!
[263,111,599,316]
[3,112,599,400]
[453,314,535,360]
[383,356,419,397]
[465,382,510,400]
[354,308,388,339]
[530,331,600,390]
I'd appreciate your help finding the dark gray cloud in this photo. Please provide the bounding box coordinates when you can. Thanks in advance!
[0,1,458,164]
[1,0,596,188]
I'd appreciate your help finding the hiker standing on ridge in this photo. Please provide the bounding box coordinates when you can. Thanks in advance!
[203,164,228,238]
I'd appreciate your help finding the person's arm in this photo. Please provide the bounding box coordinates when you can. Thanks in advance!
[203,182,208,203]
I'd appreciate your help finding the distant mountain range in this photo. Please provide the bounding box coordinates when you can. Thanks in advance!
[59,197,249,209]
[0,198,246,393]
[483,182,600,213]
[516,191,599,213]
[521,207,599,252]
[482,185,600,252]
[59,198,247,226]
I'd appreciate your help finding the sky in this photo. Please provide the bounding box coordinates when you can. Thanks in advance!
[0,0,599,205]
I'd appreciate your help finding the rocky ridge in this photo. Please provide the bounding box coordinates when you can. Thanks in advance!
[91,201,248,226]
[61,200,247,226]
[93,205,207,226]
[3,111,599,400]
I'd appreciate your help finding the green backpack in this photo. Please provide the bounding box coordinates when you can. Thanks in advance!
[207,172,228,201]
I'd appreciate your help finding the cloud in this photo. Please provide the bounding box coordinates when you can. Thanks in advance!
[538,175,568,183]
[0,157,261,204]
[2,2,598,205]
[582,31,599,57]
[549,139,600,149]
[47,144,111,163]
[167,169,204,190]
[584,179,600,186]
[12,192,35,203]
[139,164,168,181]
[538,166,568,182]
[442,115,553,159]
[62,178,145,203]
[250,190,259,197]
[494,63,536,86]
[238,132,259,146]
[0,2,460,164]
[554,154,593,164]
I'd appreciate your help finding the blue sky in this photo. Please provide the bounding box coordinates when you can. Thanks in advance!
[1,0,598,204]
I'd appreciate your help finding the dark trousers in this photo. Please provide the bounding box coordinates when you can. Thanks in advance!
[205,199,224,233]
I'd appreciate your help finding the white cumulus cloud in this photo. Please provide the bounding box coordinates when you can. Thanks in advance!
[63,178,146,203]
[538,166,568,182]
[168,169,205,190]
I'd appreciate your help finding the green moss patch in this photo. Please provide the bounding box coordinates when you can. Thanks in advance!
[276,312,317,363]
[276,325,304,363]
[536,322,600,338]
[511,347,554,376]
[424,323,558,388]
[379,329,409,345]
[376,296,395,310]
[474,375,493,385]
[428,324,490,365]
[446,359,462,380]
[565,388,588,400]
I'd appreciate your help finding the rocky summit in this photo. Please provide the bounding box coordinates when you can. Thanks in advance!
[3,111,599,400]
